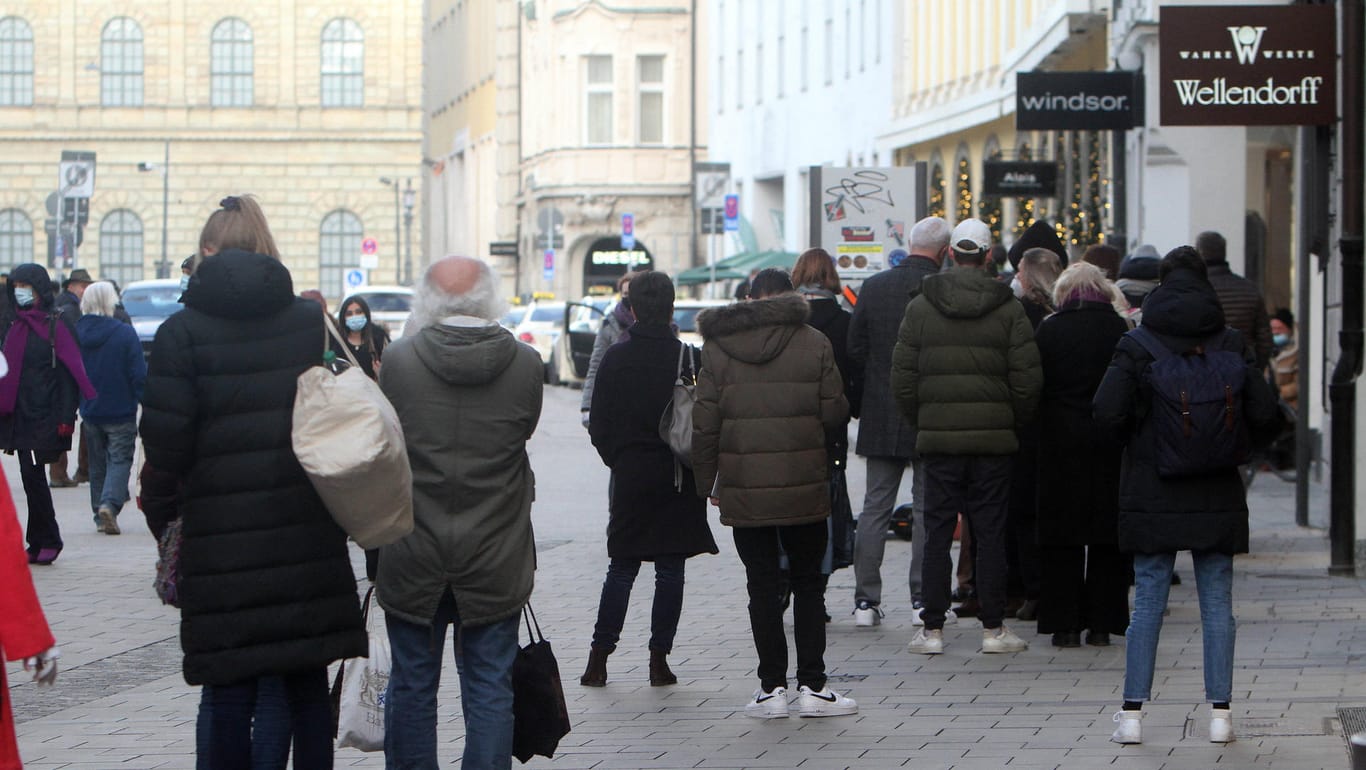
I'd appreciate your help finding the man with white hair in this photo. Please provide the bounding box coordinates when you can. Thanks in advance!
[846,216,950,627]
[376,256,544,768]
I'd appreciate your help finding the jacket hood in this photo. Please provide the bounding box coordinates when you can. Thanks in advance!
[696,293,809,365]
[1139,268,1226,338]
[182,249,296,320]
[76,314,125,346]
[1118,254,1160,281]
[9,263,55,310]
[920,266,1016,320]
[1007,220,1069,271]
[411,321,519,386]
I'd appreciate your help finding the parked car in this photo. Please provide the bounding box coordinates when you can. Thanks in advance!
[673,299,730,347]
[121,278,185,359]
[346,285,413,339]
[553,295,615,387]
[513,299,566,382]
[499,305,528,330]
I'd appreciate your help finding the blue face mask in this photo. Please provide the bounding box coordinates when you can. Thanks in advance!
[1273,333,1290,348]
[179,274,191,292]
[13,287,34,307]
[345,315,368,332]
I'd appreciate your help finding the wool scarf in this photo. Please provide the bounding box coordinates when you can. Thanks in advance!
[0,309,97,415]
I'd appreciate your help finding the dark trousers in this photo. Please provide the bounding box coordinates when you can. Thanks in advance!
[49,426,87,482]
[591,556,687,653]
[732,521,828,692]
[1037,544,1131,635]
[1007,504,1042,600]
[19,451,61,555]
[195,668,331,770]
[921,455,1013,630]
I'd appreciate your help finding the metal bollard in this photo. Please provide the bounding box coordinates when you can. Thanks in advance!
[1351,730,1366,770]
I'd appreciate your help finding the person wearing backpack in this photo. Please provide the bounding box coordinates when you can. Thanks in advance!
[581,270,717,689]
[1093,246,1279,746]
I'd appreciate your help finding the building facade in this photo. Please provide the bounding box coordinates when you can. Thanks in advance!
[0,0,422,302]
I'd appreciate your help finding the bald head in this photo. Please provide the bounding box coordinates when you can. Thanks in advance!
[412,255,506,328]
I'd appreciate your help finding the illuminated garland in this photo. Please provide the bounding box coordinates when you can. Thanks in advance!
[1053,131,1067,244]
[979,148,1002,242]
[1013,141,1034,239]
[1087,130,1104,245]
[956,155,973,223]
[929,163,946,219]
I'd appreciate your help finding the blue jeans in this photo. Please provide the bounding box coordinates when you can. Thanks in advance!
[591,556,686,653]
[85,420,137,517]
[195,670,329,769]
[1124,551,1235,703]
[384,591,519,770]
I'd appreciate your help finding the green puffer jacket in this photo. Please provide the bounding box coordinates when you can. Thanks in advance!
[890,266,1042,456]
[692,294,848,528]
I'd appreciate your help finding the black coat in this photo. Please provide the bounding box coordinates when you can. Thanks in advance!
[140,249,366,686]
[588,322,718,561]
[806,296,861,445]
[848,256,939,458]
[1092,269,1280,555]
[1035,301,1128,546]
[0,264,81,457]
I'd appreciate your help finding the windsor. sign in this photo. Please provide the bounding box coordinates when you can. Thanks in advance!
[1015,72,1143,131]
[1159,4,1336,126]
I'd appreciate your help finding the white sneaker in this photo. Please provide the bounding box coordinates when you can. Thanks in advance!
[1111,710,1142,744]
[911,605,957,626]
[907,628,944,654]
[744,686,789,719]
[853,601,882,627]
[1209,707,1235,743]
[794,685,858,717]
[981,624,1028,653]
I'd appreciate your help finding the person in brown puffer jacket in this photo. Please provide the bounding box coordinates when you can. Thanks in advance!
[692,268,853,719]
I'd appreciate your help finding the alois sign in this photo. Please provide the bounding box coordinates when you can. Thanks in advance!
[1159,5,1336,126]
[982,161,1058,197]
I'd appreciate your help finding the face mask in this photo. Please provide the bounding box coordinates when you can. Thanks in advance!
[1009,276,1024,298]
[179,275,191,292]
[345,315,368,332]
[619,295,631,311]
[13,287,34,307]
[1273,333,1290,348]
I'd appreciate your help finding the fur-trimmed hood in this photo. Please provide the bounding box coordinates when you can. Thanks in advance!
[695,293,810,365]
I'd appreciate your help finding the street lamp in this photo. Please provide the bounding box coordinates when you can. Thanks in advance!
[138,141,171,279]
[402,179,415,286]
[380,177,402,284]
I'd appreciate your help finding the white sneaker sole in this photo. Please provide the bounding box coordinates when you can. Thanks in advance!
[744,706,789,719]
[853,610,879,627]
[797,704,858,717]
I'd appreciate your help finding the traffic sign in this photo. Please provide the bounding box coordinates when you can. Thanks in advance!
[59,151,97,198]
[343,268,368,297]
[723,194,740,232]
[361,237,378,255]
[621,213,635,250]
[543,249,555,282]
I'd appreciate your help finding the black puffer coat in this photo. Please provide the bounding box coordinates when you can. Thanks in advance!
[589,322,718,561]
[0,264,82,457]
[1092,269,1280,555]
[140,249,366,686]
[1035,300,1128,546]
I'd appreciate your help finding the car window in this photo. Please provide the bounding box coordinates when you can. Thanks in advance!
[122,287,184,318]
[500,308,527,327]
[673,307,704,333]
[530,305,564,322]
[356,293,412,312]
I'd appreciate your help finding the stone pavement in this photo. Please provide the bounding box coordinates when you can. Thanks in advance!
[7,384,1365,769]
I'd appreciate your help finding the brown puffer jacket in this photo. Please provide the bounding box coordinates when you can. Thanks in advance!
[692,294,848,528]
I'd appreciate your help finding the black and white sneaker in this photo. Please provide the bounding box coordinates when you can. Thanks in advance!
[744,686,789,719]
[794,685,858,717]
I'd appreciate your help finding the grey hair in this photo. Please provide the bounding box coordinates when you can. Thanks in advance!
[80,281,120,318]
[908,216,952,252]
[409,258,507,329]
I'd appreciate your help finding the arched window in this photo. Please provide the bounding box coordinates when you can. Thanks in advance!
[319,209,362,295]
[0,17,34,106]
[320,19,363,107]
[954,145,973,224]
[211,18,253,107]
[1014,138,1036,239]
[101,17,144,106]
[978,136,1002,244]
[99,209,144,286]
[928,154,945,220]
[0,208,33,265]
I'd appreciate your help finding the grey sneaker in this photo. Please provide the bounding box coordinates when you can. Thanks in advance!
[97,506,120,536]
[908,628,944,654]
[981,624,1028,653]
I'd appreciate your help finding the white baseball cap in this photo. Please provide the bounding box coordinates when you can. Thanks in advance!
[950,219,992,256]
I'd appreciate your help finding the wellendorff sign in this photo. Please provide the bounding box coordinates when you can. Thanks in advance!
[1160,4,1336,126]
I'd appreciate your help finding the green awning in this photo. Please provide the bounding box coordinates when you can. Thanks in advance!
[675,250,799,286]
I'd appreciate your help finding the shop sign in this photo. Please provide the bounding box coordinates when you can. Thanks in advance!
[982,161,1058,197]
[1016,72,1144,131]
[1159,5,1336,126]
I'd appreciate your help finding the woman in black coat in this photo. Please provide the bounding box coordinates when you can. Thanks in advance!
[0,263,95,565]
[139,197,365,765]
[583,271,718,688]
[1034,263,1130,648]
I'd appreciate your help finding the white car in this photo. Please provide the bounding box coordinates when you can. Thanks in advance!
[552,295,616,387]
[345,286,413,340]
[513,300,566,381]
[121,278,185,359]
[673,299,731,348]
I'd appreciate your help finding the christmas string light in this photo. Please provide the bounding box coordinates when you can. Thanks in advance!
[929,162,946,219]
[1014,141,1035,238]
[979,147,1003,243]
[956,155,973,223]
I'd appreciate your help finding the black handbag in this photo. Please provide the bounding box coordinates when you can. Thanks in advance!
[512,603,572,763]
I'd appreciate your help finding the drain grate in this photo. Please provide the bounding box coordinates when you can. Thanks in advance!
[825,674,868,683]
[1340,707,1366,749]
[1186,716,1332,740]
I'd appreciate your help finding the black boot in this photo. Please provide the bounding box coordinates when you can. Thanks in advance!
[649,649,677,686]
[580,648,609,687]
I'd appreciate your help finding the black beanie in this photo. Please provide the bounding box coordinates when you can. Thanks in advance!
[1007,220,1069,271]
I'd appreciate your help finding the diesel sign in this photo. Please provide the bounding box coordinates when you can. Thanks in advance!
[1160,5,1336,126]
[1016,71,1144,131]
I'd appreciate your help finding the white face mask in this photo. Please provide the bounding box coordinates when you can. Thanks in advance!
[13,287,35,307]
[179,274,191,292]
[1009,276,1024,298]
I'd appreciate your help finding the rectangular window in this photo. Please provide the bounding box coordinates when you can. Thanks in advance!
[716,54,724,114]
[823,10,832,85]
[859,0,866,72]
[844,1,851,79]
[755,42,763,104]
[736,48,744,109]
[777,29,785,97]
[637,55,664,144]
[800,8,809,93]
[585,55,613,145]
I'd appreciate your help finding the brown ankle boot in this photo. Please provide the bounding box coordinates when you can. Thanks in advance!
[579,648,609,687]
[649,649,677,686]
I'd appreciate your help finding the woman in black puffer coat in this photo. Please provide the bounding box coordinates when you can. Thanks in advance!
[140,196,365,766]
